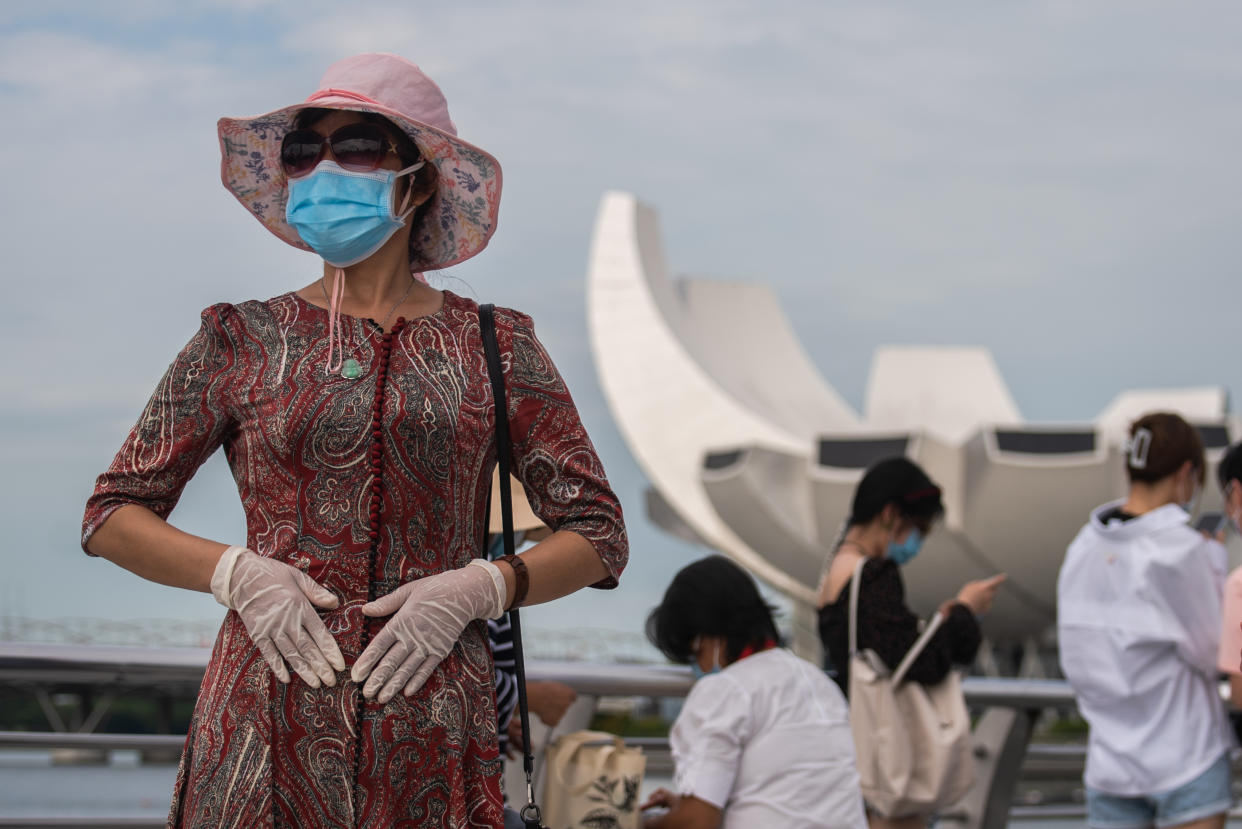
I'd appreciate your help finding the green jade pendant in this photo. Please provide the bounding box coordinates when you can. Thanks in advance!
[340,358,363,379]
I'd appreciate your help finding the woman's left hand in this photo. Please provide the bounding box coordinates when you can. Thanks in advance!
[351,560,505,702]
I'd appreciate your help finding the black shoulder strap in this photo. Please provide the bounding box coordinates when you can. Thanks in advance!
[479,304,545,829]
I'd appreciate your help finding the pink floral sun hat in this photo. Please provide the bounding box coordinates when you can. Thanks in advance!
[217,53,502,274]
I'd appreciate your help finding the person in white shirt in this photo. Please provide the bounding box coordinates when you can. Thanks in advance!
[1058,412,1231,829]
[641,555,867,829]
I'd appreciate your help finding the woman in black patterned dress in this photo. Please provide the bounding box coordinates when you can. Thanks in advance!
[816,457,1003,829]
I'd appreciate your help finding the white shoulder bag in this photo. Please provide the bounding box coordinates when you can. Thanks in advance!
[847,557,975,818]
[541,730,646,829]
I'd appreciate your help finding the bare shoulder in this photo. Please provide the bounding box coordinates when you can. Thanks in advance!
[818,549,865,608]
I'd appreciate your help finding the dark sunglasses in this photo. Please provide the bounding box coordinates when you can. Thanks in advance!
[280,123,402,177]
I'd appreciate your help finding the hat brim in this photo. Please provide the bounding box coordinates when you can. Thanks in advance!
[218,97,502,273]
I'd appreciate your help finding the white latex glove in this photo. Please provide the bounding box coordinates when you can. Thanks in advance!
[211,546,346,688]
[351,560,506,703]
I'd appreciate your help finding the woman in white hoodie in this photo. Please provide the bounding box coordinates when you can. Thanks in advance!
[1058,412,1231,829]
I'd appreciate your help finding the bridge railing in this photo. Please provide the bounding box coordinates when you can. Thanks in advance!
[0,646,1080,828]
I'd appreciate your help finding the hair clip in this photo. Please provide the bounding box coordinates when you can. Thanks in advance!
[902,486,942,502]
[1126,427,1152,469]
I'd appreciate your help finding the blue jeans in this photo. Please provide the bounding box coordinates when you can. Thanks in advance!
[1086,752,1233,829]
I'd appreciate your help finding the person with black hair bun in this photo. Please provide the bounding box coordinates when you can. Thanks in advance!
[641,556,866,828]
[1059,412,1230,829]
[816,457,1004,829]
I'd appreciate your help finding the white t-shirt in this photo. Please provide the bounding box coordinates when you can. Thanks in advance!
[669,648,866,828]
[1058,501,1231,795]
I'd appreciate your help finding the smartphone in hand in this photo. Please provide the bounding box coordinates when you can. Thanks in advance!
[1194,511,1230,536]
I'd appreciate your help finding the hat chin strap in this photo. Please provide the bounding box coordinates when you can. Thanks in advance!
[324,160,430,374]
[326,267,346,376]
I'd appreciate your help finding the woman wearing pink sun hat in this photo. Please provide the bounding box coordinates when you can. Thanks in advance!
[82,53,628,827]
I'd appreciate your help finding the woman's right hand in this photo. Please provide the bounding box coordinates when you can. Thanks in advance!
[212,547,345,688]
[955,573,1007,616]
[641,787,680,813]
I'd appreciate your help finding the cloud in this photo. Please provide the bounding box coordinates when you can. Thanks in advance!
[0,31,219,113]
[4,1,1242,635]
[278,11,424,60]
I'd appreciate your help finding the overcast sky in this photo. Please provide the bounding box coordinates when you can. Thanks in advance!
[3,1,1241,649]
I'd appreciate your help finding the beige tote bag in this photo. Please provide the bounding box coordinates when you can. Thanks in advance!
[847,558,975,818]
[542,730,646,829]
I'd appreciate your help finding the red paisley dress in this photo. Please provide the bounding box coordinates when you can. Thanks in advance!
[82,290,628,828]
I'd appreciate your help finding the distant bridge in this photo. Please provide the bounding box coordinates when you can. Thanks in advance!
[0,616,659,663]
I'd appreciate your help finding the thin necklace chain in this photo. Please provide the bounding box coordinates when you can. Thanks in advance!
[321,273,416,332]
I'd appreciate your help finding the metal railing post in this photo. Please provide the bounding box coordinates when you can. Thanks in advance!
[944,707,1039,829]
[3,644,1096,826]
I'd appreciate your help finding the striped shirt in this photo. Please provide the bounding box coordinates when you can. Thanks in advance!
[489,615,518,755]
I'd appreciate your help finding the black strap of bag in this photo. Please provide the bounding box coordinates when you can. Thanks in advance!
[480,304,547,829]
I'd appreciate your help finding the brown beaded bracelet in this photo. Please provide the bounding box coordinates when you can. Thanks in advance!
[498,554,529,610]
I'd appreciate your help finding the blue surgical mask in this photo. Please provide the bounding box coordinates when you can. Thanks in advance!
[887,528,923,566]
[690,663,716,680]
[1181,482,1202,517]
[690,637,722,679]
[1228,484,1242,535]
[286,159,424,267]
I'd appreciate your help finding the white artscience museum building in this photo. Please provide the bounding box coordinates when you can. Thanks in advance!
[586,191,1238,670]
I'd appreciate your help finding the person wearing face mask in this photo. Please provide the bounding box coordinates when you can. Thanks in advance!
[815,457,1002,829]
[1058,412,1230,829]
[1217,443,1242,713]
[81,54,628,827]
[642,556,866,829]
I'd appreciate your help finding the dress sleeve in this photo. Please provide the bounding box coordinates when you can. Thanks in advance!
[500,311,628,587]
[856,558,981,686]
[669,674,751,810]
[81,305,240,554]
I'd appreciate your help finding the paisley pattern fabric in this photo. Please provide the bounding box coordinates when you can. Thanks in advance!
[82,290,628,828]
